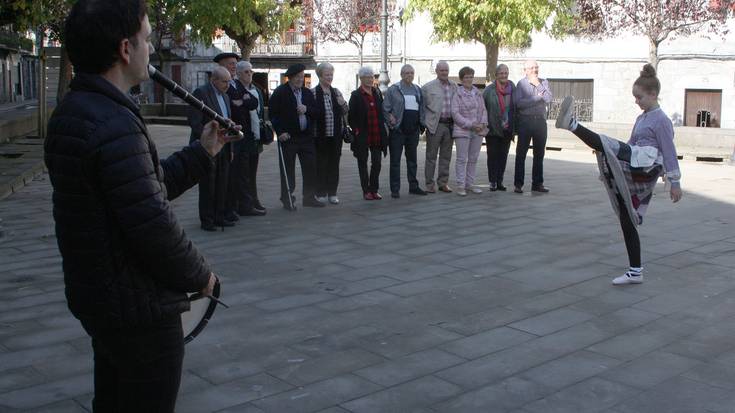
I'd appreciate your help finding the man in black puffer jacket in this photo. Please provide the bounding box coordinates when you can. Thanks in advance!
[44,1,230,411]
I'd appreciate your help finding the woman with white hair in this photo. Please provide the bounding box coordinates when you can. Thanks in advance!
[349,66,389,200]
[312,62,348,204]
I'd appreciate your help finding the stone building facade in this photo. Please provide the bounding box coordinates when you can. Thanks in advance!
[141,5,734,129]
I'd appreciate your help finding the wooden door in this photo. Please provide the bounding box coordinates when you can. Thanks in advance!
[685,89,722,127]
[171,65,181,84]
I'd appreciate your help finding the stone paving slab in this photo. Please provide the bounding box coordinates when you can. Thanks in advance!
[1,124,735,412]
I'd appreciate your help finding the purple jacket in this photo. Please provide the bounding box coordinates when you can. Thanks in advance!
[451,86,488,138]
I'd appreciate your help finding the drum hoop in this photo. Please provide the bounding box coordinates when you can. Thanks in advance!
[183,280,221,344]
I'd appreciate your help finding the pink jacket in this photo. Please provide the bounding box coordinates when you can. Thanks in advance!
[451,86,488,138]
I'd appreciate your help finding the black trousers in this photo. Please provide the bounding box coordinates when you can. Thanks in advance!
[514,116,547,187]
[315,136,343,197]
[83,317,184,413]
[486,133,512,185]
[356,146,383,193]
[227,146,260,212]
[389,129,419,193]
[278,136,317,205]
[573,124,641,268]
[199,147,230,225]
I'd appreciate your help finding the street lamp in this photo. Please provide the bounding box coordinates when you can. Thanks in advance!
[378,0,389,91]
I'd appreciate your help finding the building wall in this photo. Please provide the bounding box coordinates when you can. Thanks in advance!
[141,10,734,129]
[315,12,735,128]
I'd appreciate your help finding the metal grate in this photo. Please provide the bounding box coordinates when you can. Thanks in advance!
[547,98,593,122]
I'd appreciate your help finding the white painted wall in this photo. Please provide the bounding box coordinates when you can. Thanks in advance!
[316,12,735,127]
[142,11,734,128]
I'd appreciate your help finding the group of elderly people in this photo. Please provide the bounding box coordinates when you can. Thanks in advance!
[343,59,552,201]
[189,56,552,228]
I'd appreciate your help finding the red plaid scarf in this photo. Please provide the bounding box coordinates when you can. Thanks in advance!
[495,80,512,114]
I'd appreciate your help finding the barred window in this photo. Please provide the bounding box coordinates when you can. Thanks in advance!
[546,79,594,122]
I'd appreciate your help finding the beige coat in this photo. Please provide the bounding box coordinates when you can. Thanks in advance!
[421,78,457,135]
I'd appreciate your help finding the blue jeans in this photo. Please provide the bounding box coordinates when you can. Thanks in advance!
[389,129,419,193]
[514,116,547,188]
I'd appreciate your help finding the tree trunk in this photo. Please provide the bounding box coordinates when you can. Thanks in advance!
[238,42,253,60]
[232,33,258,60]
[484,41,499,83]
[56,44,72,104]
[156,51,167,116]
[358,43,364,67]
[156,49,168,116]
[648,38,659,71]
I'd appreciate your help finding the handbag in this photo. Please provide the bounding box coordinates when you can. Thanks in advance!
[260,120,274,145]
[340,109,353,143]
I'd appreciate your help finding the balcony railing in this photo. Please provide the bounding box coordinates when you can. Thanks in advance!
[208,30,314,58]
[252,31,315,56]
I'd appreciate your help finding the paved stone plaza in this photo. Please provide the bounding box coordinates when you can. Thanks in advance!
[1,124,735,412]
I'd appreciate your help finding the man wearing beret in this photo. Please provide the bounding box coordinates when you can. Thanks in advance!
[214,52,239,87]
[269,64,324,210]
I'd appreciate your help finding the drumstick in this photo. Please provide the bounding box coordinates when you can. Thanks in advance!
[206,294,229,308]
[147,64,244,140]
[188,292,230,308]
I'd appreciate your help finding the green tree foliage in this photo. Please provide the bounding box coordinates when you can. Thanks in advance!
[149,0,187,113]
[405,0,570,81]
[183,0,301,59]
[1,0,75,101]
[1,0,73,39]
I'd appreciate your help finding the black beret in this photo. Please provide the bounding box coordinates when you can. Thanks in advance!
[284,63,306,77]
[213,52,240,63]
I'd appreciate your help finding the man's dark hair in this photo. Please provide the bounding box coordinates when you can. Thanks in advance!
[64,0,148,74]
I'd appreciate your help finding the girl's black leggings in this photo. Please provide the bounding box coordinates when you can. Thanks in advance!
[573,124,641,268]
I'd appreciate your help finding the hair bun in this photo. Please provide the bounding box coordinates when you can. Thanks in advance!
[640,64,657,78]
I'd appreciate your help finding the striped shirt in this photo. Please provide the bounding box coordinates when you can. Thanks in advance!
[314,86,336,137]
[440,81,452,119]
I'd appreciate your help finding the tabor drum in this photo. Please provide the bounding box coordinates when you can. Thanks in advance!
[181,279,223,344]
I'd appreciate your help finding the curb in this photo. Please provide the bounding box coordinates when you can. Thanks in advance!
[0,160,46,200]
[0,135,46,201]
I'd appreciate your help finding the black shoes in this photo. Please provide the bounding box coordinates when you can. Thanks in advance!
[497,184,507,191]
[409,187,428,195]
[253,200,266,211]
[202,219,235,231]
[514,185,548,193]
[224,212,240,222]
[303,198,326,208]
[238,207,267,216]
[391,188,428,197]
[201,222,217,232]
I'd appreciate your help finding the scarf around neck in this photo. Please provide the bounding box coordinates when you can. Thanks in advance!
[495,80,512,115]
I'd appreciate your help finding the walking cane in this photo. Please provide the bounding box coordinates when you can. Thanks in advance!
[278,139,295,211]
